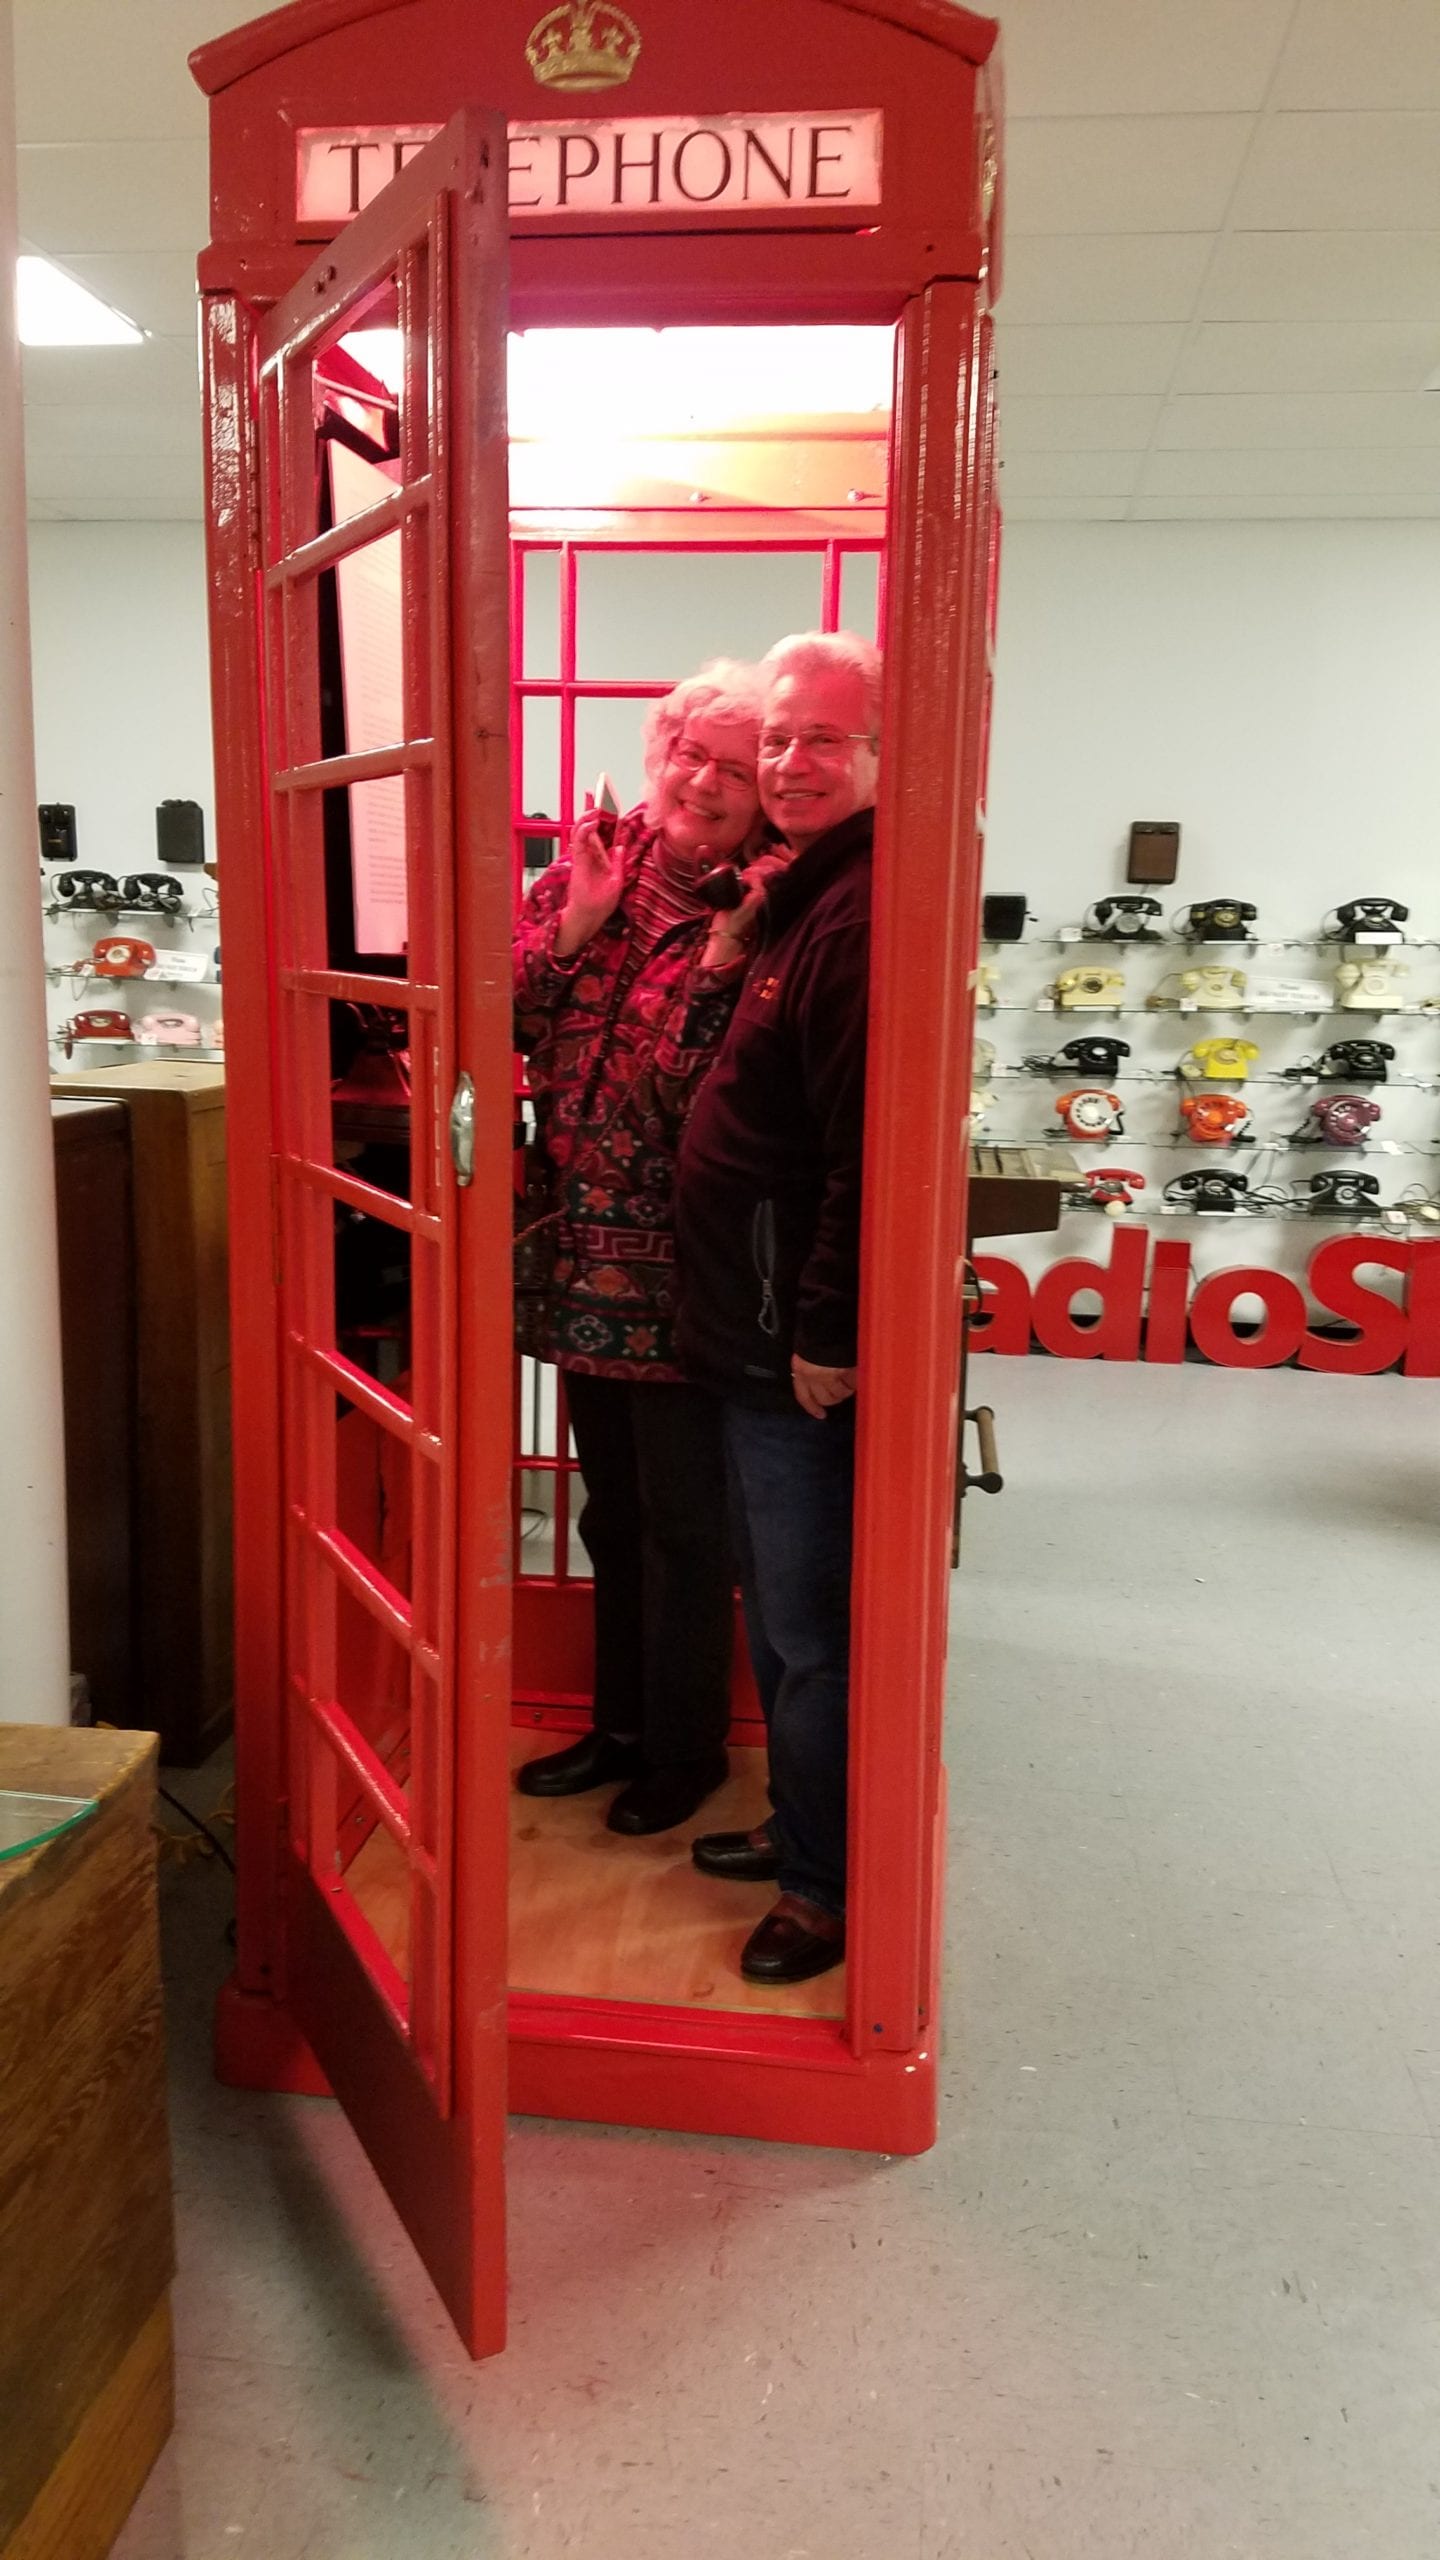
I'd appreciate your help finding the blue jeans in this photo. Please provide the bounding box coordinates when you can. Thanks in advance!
[723,1399,855,1918]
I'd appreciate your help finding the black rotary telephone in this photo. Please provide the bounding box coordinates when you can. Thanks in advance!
[1303,1170,1382,1215]
[1164,1168,1250,1213]
[1083,894,1163,941]
[1022,1036,1131,1079]
[119,871,187,917]
[1175,898,1256,943]
[50,868,121,914]
[1326,897,1408,944]
[1285,1038,1396,1085]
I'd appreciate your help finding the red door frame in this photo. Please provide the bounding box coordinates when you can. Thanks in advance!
[198,0,1001,2176]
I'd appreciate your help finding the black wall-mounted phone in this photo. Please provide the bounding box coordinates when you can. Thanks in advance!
[1084,894,1163,940]
[1177,899,1256,943]
[982,892,1030,942]
[156,799,206,867]
[1327,897,1408,943]
[38,804,77,864]
[1126,821,1180,886]
[1304,1171,1381,1214]
[1164,1168,1250,1212]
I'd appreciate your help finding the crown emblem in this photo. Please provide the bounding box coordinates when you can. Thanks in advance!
[526,2,641,91]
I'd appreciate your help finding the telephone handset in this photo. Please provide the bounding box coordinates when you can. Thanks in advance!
[1327,897,1408,944]
[1165,1168,1250,1212]
[51,868,121,913]
[1054,965,1125,1009]
[1176,898,1257,943]
[1023,1037,1131,1078]
[1179,1092,1253,1144]
[91,935,157,978]
[1179,964,1248,1008]
[1083,894,1163,941]
[118,871,186,916]
[586,770,621,849]
[1054,1089,1124,1138]
[1180,1037,1260,1081]
[1286,1039,1395,1084]
[1303,1170,1381,1214]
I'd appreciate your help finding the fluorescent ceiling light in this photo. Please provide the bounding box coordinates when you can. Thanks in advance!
[17,255,143,347]
[340,324,893,429]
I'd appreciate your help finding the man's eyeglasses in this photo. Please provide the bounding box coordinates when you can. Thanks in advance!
[669,739,755,790]
[758,727,876,763]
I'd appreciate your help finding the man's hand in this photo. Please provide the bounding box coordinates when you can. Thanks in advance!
[791,1356,857,1419]
[699,849,792,970]
[555,814,627,957]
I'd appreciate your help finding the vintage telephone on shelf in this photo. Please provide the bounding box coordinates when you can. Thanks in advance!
[971,1039,996,1116]
[1180,964,1248,1009]
[63,1009,132,1047]
[1285,1039,1395,1084]
[1054,965,1124,1010]
[1295,1092,1382,1147]
[1301,1170,1382,1214]
[1082,894,1163,941]
[1179,1037,1259,1081]
[1336,957,1407,1010]
[982,892,1030,942]
[1324,897,1408,945]
[1024,1037,1131,1078]
[136,1011,201,1045]
[1078,1167,1146,1215]
[118,871,186,918]
[1165,1168,1250,1213]
[50,869,121,915]
[1179,1092,1253,1145]
[1054,1089,1124,1139]
[1175,898,1256,943]
[91,935,156,979]
[974,963,998,1008]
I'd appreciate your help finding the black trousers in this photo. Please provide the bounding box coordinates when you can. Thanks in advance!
[563,1371,734,1776]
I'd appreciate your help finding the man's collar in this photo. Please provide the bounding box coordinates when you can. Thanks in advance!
[764,805,874,932]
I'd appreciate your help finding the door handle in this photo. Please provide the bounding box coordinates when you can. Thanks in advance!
[449,1072,475,1186]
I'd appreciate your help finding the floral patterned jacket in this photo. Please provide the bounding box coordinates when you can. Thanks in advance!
[514,814,744,1380]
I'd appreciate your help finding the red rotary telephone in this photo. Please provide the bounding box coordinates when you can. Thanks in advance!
[1081,1167,1146,1214]
[91,935,156,979]
[64,1009,133,1047]
[1179,1092,1252,1145]
[1054,1088,1124,1139]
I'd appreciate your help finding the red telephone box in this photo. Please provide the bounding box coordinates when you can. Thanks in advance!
[192,0,1001,2358]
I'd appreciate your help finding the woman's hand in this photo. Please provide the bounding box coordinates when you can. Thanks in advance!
[555,814,627,958]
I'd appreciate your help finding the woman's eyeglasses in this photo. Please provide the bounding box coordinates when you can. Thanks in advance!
[758,728,875,762]
[669,740,754,790]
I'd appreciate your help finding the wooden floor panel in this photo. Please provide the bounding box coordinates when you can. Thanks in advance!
[344,1738,844,2023]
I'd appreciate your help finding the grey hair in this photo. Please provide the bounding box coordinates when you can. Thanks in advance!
[761,630,884,741]
[641,658,766,816]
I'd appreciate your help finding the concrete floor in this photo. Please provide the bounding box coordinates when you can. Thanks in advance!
[115,1358,1440,2560]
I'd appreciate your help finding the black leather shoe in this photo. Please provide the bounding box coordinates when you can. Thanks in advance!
[606,1757,729,1836]
[516,1732,641,1798]
[692,1826,781,1883]
[740,1894,846,1984]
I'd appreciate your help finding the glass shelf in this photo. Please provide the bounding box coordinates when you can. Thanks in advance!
[48,968,215,991]
[51,1038,225,1060]
[0,1790,98,1864]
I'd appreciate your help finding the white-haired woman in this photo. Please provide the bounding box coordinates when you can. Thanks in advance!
[513,660,773,1836]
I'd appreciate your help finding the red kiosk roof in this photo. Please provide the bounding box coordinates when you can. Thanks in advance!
[191,0,998,94]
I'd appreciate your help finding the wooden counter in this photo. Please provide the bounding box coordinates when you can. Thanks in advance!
[0,1727,173,2560]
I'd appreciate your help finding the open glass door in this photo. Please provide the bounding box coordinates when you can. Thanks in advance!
[255,110,512,2357]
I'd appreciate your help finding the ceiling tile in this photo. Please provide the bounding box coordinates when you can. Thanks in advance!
[50,253,201,340]
[1001,233,1213,325]
[13,0,236,143]
[18,141,210,255]
[1158,393,1440,449]
[1000,394,1163,451]
[1230,112,1440,231]
[996,324,1188,395]
[1140,445,1440,497]
[1005,115,1253,235]
[1000,450,1144,498]
[1203,229,1440,323]
[1273,0,1440,111]
[21,336,200,409]
[1174,322,1440,393]
[989,0,1295,115]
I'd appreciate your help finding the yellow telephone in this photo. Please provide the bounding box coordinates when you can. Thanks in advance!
[1180,1036,1260,1082]
[1054,965,1125,1010]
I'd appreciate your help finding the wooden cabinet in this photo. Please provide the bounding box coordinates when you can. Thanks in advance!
[51,1065,232,1764]
[0,1726,173,2560]
[52,1100,136,1727]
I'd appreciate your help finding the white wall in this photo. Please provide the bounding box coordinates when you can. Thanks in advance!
[982,521,1440,1288]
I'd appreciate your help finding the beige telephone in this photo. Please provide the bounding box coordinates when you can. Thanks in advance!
[1336,957,1407,1011]
[1054,965,1125,1010]
[971,1037,996,1117]
[1180,963,1247,1010]
[1179,1036,1260,1082]
[974,962,998,1008]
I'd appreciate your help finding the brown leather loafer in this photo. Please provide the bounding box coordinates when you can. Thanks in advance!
[740,1893,846,1984]
[692,1826,781,1883]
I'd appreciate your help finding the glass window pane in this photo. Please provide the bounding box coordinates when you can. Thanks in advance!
[575,548,825,681]
[573,698,652,818]
[522,694,562,823]
[521,548,561,678]
[839,548,881,643]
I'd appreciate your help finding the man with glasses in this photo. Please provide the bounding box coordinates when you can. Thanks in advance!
[675,630,881,1985]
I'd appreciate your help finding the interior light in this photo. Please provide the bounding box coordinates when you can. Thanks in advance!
[340,323,894,430]
[17,254,143,347]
